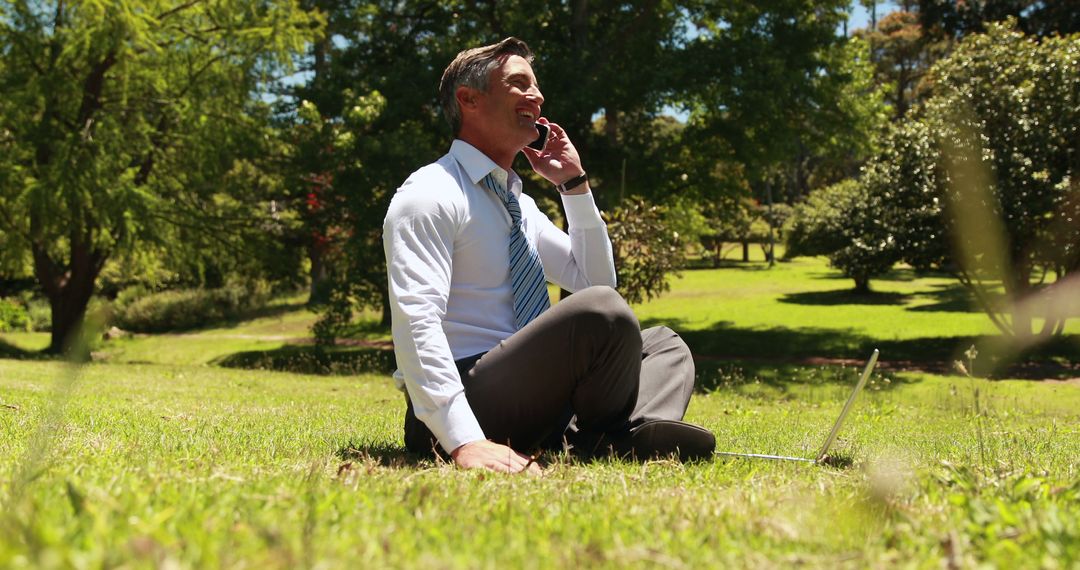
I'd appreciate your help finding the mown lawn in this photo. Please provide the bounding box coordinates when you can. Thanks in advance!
[1,258,1078,568]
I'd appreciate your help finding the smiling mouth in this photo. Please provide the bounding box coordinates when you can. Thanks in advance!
[517,110,537,121]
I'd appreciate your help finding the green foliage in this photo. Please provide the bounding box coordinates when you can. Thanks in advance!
[786,179,898,292]
[856,9,947,119]
[604,198,686,305]
[23,299,51,333]
[861,22,1080,338]
[680,2,886,203]
[0,0,320,352]
[112,282,271,333]
[0,299,30,333]
[918,0,1079,39]
[662,195,713,251]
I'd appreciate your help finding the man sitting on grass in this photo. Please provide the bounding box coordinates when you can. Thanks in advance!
[383,37,715,474]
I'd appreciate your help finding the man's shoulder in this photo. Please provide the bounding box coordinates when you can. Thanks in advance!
[404,153,463,187]
[386,155,467,221]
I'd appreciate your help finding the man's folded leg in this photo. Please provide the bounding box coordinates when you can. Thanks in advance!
[463,286,642,451]
[569,325,715,462]
[402,287,714,462]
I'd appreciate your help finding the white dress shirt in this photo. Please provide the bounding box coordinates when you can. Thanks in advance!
[383,140,617,453]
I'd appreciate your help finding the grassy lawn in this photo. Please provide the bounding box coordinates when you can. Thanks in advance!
[2,257,1078,568]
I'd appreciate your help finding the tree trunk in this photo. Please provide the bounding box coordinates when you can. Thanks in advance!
[742,241,749,262]
[33,238,106,355]
[853,275,871,294]
[307,241,329,305]
[765,180,776,267]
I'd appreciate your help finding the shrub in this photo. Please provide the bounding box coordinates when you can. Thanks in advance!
[113,281,271,333]
[0,298,30,332]
[24,298,52,332]
[786,179,899,292]
[605,198,686,304]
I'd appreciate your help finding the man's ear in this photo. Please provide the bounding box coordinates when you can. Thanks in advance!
[456,85,481,112]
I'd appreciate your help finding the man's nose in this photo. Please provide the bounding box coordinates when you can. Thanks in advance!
[528,85,544,107]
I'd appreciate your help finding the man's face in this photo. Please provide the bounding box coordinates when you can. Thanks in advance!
[473,55,545,150]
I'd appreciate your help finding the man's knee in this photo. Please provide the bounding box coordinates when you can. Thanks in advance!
[573,286,639,336]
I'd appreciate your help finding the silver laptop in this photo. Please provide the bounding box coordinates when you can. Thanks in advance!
[715,349,880,464]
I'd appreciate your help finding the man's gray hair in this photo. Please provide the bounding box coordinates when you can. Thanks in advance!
[439,37,534,135]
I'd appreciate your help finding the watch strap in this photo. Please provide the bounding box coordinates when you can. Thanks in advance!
[555,172,588,194]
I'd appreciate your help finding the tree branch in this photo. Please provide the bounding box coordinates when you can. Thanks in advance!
[955,267,1014,336]
[156,0,203,21]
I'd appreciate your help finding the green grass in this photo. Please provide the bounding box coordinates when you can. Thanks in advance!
[1,361,1077,568]
[640,258,1080,375]
[2,257,1079,568]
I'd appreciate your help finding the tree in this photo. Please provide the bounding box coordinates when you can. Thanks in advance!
[678,1,888,265]
[918,0,1080,39]
[0,0,320,353]
[858,22,1080,340]
[918,23,1080,340]
[856,8,943,119]
[786,179,898,292]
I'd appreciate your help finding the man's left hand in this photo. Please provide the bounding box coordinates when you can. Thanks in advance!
[522,118,587,193]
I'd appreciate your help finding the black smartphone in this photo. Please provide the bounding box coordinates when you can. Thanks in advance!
[528,122,549,151]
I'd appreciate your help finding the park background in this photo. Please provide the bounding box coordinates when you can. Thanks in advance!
[1,0,1078,568]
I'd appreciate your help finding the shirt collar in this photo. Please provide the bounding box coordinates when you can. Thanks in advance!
[449,139,521,196]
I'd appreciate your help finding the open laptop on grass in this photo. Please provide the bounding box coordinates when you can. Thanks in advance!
[715,349,880,465]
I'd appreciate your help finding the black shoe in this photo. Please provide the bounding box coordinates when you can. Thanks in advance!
[576,420,716,462]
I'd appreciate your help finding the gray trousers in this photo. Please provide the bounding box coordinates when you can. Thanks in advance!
[404,286,696,455]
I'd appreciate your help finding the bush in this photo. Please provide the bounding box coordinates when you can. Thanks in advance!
[113,281,271,333]
[24,298,51,332]
[605,198,686,304]
[786,179,899,292]
[0,298,30,332]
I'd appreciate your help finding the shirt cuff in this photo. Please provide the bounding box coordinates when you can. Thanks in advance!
[561,192,605,230]
[427,392,487,454]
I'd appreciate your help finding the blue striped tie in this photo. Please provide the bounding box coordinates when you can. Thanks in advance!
[482,173,551,329]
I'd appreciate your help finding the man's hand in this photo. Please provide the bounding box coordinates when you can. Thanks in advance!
[451,440,542,475]
[521,118,587,193]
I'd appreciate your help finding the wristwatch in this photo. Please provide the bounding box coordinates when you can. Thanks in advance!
[555,172,588,194]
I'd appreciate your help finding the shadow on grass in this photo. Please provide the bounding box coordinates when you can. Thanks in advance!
[780,283,980,313]
[780,290,910,306]
[336,441,437,468]
[214,345,395,376]
[694,360,915,395]
[906,282,982,313]
[648,317,969,362]
[805,266,927,283]
[0,338,51,360]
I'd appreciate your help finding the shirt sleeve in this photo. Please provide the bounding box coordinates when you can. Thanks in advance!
[383,182,486,454]
[531,191,617,292]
